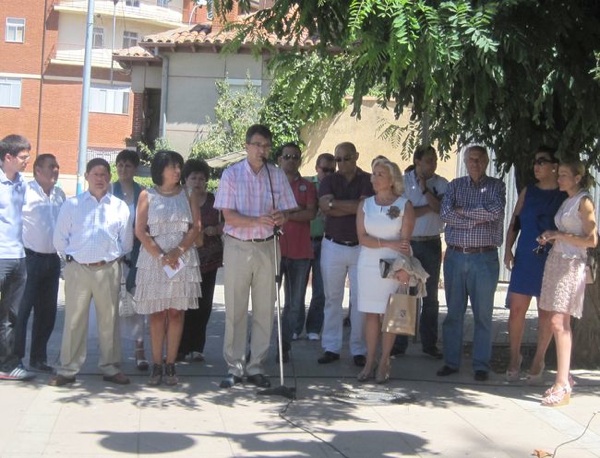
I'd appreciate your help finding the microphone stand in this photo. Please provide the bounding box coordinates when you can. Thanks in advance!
[257,157,296,400]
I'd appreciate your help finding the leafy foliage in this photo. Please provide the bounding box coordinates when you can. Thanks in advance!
[137,137,171,166]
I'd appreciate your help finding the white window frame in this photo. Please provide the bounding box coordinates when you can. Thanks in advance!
[92,27,104,49]
[122,31,138,49]
[0,78,22,108]
[89,85,130,115]
[5,18,25,43]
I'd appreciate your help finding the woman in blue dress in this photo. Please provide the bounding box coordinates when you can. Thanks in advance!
[504,147,566,382]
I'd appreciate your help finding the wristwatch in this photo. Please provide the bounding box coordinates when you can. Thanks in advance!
[328,199,334,209]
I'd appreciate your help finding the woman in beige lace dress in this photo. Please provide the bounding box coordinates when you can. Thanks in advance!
[536,159,597,406]
[134,151,202,386]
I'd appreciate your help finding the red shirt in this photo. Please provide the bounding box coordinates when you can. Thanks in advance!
[280,176,317,259]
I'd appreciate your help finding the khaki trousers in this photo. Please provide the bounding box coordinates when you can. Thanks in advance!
[58,260,122,377]
[223,236,277,377]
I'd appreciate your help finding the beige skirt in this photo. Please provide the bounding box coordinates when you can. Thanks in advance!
[539,249,586,318]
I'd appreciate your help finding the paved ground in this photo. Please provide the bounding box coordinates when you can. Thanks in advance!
[1,271,599,457]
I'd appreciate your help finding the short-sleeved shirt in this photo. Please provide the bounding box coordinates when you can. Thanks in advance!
[22,180,66,254]
[214,159,297,240]
[319,168,374,242]
[280,175,317,259]
[0,167,26,259]
[403,169,449,237]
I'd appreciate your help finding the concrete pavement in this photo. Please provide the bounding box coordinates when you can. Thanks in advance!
[1,271,599,457]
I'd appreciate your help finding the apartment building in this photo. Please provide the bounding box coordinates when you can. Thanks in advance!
[0,0,216,189]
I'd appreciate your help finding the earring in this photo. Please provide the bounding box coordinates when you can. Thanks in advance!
[552,169,556,172]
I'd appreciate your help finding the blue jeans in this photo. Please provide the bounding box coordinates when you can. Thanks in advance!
[442,249,499,372]
[0,258,27,370]
[395,238,442,351]
[15,252,61,364]
[305,238,325,334]
[281,257,311,350]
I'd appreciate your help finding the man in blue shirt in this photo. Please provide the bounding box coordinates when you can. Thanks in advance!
[0,134,33,381]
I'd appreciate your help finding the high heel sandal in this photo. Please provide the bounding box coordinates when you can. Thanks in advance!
[505,354,523,382]
[357,367,375,382]
[376,360,391,384]
[526,363,545,385]
[544,374,576,397]
[164,363,179,386]
[148,364,163,386]
[541,383,571,407]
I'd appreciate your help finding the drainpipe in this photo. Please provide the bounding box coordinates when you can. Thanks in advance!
[36,0,49,157]
[159,53,169,138]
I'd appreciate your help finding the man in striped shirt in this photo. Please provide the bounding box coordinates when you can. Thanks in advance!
[437,145,506,382]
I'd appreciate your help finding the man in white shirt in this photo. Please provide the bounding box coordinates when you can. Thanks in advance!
[49,158,133,387]
[15,154,65,373]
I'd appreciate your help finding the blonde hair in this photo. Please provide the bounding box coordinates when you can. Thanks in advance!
[372,158,404,196]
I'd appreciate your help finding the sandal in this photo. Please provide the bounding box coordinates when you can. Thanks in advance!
[505,354,522,382]
[544,374,577,397]
[526,363,545,385]
[164,363,179,386]
[541,383,571,407]
[357,366,375,382]
[376,359,391,384]
[148,364,163,386]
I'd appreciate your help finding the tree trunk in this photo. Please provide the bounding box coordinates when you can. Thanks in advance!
[571,250,600,368]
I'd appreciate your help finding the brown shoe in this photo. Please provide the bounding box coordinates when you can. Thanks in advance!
[103,372,130,385]
[48,374,76,387]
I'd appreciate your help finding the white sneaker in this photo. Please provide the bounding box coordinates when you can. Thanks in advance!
[0,364,35,381]
[307,333,320,341]
[292,333,299,341]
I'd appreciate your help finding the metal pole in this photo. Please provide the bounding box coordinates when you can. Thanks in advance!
[76,0,95,194]
[111,0,118,85]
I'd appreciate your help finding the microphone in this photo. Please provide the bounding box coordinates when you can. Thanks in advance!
[262,156,283,236]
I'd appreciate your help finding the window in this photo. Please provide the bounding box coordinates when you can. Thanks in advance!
[122,31,138,49]
[92,27,104,49]
[0,78,22,108]
[125,0,140,6]
[5,18,25,43]
[157,0,170,7]
[89,85,130,115]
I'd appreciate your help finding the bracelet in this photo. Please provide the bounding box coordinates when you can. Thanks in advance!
[158,253,164,259]
[377,238,382,247]
[177,245,185,254]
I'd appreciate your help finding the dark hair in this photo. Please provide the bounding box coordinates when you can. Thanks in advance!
[0,134,31,161]
[335,142,357,156]
[275,142,301,159]
[151,150,184,186]
[245,124,272,144]
[535,145,559,163]
[316,152,334,166]
[560,159,594,191]
[182,158,210,183]
[406,145,436,172]
[86,158,111,174]
[33,153,57,170]
[115,149,140,167]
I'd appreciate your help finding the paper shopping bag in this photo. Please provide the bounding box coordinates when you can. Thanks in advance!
[382,293,418,335]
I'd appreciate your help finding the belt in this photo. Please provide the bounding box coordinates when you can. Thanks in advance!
[227,234,274,243]
[25,248,58,257]
[324,235,359,247]
[66,255,116,267]
[447,245,496,254]
[411,235,441,242]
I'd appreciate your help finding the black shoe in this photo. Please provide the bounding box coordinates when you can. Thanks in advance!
[30,361,54,373]
[48,374,75,386]
[422,347,443,360]
[219,374,243,389]
[247,373,271,388]
[474,370,489,382]
[318,351,340,364]
[276,350,289,364]
[353,355,366,367]
[343,317,351,327]
[389,348,406,359]
[437,365,459,377]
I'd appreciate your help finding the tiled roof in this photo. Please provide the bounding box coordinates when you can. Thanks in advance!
[113,45,162,62]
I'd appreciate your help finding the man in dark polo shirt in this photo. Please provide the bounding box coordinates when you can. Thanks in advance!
[317,142,374,366]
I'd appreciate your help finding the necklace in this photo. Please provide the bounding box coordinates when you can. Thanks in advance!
[157,186,179,196]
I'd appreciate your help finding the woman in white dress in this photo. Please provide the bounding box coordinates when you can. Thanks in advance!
[134,151,202,386]
[536,159,597,406]
[356,158,415,383]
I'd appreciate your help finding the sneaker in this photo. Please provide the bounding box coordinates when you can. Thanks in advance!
[307,333,320,341]
[0,364,35,381]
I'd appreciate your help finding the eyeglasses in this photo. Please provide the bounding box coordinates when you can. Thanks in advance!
[319,166,335,174]
[248,141,272,150]
[533,158,553,166]
[282,154,300,161]
[335,155,355,163]
[15,154,31,161]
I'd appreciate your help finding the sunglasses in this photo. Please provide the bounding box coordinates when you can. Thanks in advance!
[320,167,335,174]
[335,155,355,163]
[533,158,554,166]
[282,154,300,161]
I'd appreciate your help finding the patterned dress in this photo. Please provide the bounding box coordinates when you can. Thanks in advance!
[134,188,202,314]
[539,192,591,318]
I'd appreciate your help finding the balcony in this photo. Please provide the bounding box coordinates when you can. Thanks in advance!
[53,0,184,28]
[50,42,124,69]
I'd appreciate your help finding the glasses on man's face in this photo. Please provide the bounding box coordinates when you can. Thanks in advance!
[335,155,354,163]
[248,141,272,150]
[15,154,31,161]
[320,166,335,174]
[282,154,300,161]
[533,158,553,166]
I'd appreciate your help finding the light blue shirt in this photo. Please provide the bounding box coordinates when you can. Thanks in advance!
[53,191,133,263]
[0,166,26,259]
[23,180,66,254]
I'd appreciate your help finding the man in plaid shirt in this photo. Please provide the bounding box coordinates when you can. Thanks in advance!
[436,145,506,382]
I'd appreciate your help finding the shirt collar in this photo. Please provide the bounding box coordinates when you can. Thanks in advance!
[0,167,23,184]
